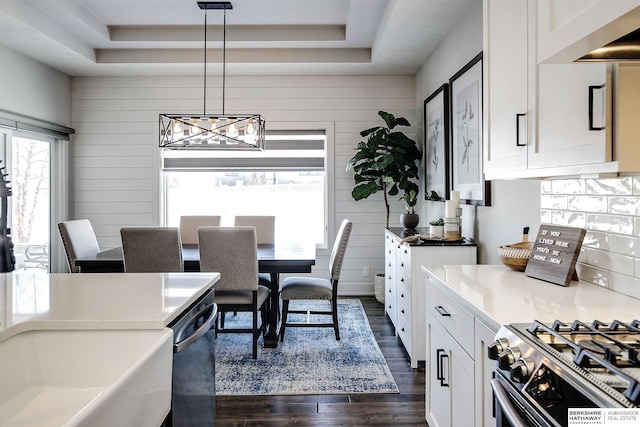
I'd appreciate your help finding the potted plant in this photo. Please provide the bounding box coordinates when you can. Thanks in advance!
[346,111,422,228]
[429,218,444,238]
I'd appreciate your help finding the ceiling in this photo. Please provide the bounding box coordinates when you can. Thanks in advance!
[0,0,475,77]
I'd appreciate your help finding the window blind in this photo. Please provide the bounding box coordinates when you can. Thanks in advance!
[0,109,75,141]
[162,129,326,171]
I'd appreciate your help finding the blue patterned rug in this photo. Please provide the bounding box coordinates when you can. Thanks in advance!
[213,298,399,395]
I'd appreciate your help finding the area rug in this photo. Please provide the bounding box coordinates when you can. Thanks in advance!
[213,298,399,395]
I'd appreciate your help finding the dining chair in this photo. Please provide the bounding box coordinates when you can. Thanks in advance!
[233,215,275,287]
[279,218,352,341]
[198,226,268,359]
[58,219,101,273]
[120,227,184,272]
[233,216,275,244]
[179,215,221,245]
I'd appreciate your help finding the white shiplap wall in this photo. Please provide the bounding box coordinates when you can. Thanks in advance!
[70,75,416,293]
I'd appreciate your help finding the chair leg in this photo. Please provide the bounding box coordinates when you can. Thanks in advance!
[280,299,289,342]
[252,294,258,359]
[332,298,340,340]
[220,311,226,328]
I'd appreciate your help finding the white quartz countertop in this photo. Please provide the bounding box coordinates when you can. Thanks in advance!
[0,271,220,340]
[0,271,220,427]
[422,264,640,332]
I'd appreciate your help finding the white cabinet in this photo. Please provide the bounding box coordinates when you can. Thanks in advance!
[483,0,530,174]
[426,312,475,427]
[537,0,640,63]
[384,228,477,368]
[424,269,497,427]
[475,318,498,427]
[483,0,636,180]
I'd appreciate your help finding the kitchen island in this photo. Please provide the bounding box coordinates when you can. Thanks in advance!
[422,264,640,427]
[0,271,219,427]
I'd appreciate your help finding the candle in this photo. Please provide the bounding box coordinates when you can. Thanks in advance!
[450,191,460,209]
[445,200,456,218]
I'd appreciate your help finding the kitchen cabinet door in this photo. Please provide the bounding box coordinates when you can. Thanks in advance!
[530,63,611,169]
[475,318,498,427]
[483,0,531,174]
[426,315,452,427]
[537,0,640,63]
[426,311,475,427]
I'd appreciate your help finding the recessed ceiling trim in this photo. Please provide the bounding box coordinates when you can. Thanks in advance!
[97,48,370,64]
[110,25,346,42]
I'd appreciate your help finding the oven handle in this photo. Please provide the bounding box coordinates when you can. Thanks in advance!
[173,303,218,353]
[491,378,528,427]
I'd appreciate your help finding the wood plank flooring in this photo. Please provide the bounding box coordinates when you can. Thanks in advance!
[215,297,427,426]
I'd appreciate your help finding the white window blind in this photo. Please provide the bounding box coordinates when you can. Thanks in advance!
[162,130,325,171]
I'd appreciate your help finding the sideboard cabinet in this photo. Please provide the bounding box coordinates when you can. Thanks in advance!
[384,228,477,368]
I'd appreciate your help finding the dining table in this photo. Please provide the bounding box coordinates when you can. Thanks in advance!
[74,242,316,348]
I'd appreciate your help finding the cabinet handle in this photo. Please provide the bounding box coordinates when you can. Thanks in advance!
[516,113,526,146]
[401,327,405,332]
[588,84,605,131]
[401,309,405,313]
[400,293,404,298]
[436,349,450,387]
[435,305,451,317]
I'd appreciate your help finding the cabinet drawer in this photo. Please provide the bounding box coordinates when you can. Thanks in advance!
[426,278,474,356]
[396,311,412,354]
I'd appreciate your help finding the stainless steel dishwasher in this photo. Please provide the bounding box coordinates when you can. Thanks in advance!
[164,288,217,427]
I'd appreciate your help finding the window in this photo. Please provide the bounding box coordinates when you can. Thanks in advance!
[161,129,328,245]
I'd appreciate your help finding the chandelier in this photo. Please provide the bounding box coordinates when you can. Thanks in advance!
[159,1,265,150]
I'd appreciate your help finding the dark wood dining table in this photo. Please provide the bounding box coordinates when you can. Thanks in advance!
[74,243,316,348]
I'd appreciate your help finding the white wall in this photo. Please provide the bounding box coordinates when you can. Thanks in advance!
[0,45,71,126]
[414,0,540,263]
[70,74,416,293]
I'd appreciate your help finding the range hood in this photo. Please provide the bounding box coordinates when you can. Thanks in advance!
[578,28,640,62]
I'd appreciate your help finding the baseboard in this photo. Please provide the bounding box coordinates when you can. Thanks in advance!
[338,281,375,296]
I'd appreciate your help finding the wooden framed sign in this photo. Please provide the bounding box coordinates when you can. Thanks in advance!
[524,225,586,287]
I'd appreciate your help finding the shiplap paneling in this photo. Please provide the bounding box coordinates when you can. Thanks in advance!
[71,74,415,294]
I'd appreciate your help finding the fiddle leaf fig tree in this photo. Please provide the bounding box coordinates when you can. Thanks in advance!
[346,111,422,228]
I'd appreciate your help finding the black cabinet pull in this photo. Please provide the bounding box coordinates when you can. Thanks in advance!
[435,305,451,317]
[588,84,605,131]
[401,309,405,314]
[516,113,526,146]
[436,349,449,387]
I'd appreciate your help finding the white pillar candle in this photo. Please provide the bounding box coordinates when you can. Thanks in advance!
[450,191,460,209]
[445,200,457,218]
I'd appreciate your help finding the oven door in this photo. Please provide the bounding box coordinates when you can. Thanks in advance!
[492,372,559,427]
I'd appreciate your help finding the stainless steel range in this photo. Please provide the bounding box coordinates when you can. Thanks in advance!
[488,319,640,427]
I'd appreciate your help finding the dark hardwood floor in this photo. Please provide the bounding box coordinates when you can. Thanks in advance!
[215,297,427,426]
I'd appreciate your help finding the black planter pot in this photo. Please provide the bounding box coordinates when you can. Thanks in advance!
[400,213,419,230]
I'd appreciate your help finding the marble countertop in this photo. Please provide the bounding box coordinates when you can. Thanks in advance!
[0,271,220,340]
[422,264,640,332]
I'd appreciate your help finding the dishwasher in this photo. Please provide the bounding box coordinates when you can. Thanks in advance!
[164,287,217,427]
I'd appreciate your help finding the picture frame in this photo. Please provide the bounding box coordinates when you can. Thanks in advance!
[423,83,449,202]
[449,52,491,206]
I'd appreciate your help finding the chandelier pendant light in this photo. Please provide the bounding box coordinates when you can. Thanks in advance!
[159,1,265,150]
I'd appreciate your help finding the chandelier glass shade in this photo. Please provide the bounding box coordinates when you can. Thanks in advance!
[159,1,265,150]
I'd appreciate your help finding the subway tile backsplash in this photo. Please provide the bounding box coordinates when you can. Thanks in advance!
[545,176,640,299]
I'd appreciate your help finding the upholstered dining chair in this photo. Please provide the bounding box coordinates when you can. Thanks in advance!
[198,226,268,359]
[233,215,275,244]
[120,227,183,273]
[179,215,221,245]
[58,219,101,273]
[279,218,352,341]
[233,215,275,287]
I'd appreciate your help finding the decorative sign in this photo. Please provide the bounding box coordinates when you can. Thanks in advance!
[524,225,586,287]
